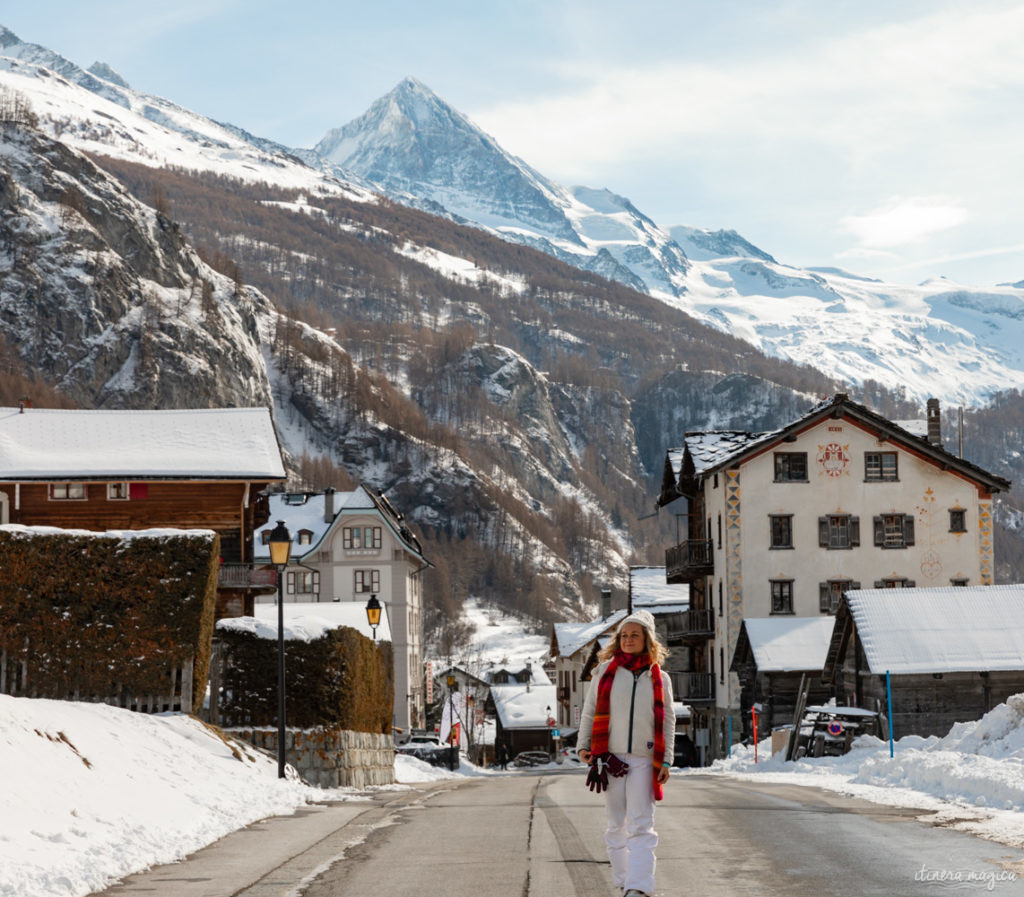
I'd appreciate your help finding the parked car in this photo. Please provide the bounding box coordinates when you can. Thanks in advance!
[405,733,442,746]
[558,747,583,765]
[513,750,552,767]
[792,705,884,758]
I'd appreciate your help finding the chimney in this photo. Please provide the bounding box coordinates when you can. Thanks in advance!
[600,588,612,619]
[323,486,336,523]
[926,398,942,447]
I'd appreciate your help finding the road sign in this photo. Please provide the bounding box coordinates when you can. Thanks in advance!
[552,728,560,738]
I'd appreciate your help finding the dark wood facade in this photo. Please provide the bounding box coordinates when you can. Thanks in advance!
[825,601,1024,738]
[0,479,276,618]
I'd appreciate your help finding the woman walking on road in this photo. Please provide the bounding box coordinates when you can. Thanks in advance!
[577,610,675,897]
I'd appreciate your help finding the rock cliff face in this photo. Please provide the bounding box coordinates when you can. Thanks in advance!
[0,122,272,409]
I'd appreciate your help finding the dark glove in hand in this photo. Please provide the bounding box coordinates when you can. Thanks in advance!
[605,753,629,778]
[586,756,609,793]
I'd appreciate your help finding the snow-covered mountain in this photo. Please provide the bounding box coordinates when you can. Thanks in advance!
[316,77,691,299]
[317,78,1024,407]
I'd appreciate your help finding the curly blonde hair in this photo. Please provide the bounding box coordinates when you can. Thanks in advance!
[598,617,669,665]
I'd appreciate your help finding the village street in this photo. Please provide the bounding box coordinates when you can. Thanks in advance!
[96,770,1024,897]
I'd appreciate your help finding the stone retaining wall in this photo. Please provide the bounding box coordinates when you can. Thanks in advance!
[228,727,394,788]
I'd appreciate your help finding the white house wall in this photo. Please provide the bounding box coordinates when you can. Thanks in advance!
[703,417,994,713]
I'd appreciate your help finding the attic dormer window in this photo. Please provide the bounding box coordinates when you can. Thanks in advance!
[297,529,313,546]
[260,530,271,545]
[284,493,308,506]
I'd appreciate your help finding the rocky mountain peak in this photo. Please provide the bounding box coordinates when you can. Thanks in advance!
[87,61,130,89]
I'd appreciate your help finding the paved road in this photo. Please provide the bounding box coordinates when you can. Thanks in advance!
[96,770,1024,897]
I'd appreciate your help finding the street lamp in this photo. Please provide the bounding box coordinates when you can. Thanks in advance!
[268,519,292,779]
[365,593,382,640]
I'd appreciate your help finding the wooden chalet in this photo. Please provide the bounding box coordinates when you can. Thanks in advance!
[0,405,286,618]
[824,585,1024,737]
[731,616,836,741]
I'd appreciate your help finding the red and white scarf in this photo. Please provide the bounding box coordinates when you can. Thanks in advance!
[591,650,666,801]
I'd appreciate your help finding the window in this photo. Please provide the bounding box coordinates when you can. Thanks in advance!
[354,569,380,593]
[343,526,382,550]
[774,453,808,482]
[107,482,129,500]
[770,514,794,549]
[770,579,794,614]
[713,473,719,489]
[949,509,967,533]
[719,647,725,684]
[818,514,860,549]
[873,514,915,548]
[286,569,320,595]
[819,580,858,614]
[865,452,898,481]
[951,577,969,587]
[718,579,723,616]
[874,577,916,588]
[297,529,313,546]
[260,530,271,545]
[49,483,86,500]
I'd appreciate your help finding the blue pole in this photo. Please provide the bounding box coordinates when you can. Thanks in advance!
[886,669,894,758]
[728,713,732,758]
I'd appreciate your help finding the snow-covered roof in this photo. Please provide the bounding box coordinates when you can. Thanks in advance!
[667,430,771,478]
[489,684,557,730]
[552,609,627,659]
[630,566,689,613]
[0,407,285,479]
[216,600,391,643]
[252,486,425,563]
[740,617,836,672]
[847,585,1024,674]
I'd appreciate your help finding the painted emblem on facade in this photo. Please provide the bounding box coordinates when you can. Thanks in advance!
[816,443,850,477]
[920,549,942,579]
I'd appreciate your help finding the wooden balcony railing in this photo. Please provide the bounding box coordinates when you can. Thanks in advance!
[217,563,277,590]
[665,538,714,582]
[669,671,716,704]
[665,608,716,642]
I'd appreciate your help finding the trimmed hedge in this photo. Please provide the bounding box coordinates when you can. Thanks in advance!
[0,527,219,709]
[215,625,393,733]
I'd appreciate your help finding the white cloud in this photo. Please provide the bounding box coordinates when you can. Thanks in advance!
[471,3,1024,177]
[840,197,969,249]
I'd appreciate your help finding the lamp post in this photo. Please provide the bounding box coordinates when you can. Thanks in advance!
[267,520,292,779]
[365,593,382,640]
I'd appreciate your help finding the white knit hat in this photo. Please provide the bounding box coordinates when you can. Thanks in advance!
[618,609,656,642]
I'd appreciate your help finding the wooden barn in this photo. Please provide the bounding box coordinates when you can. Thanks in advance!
[0,404,286,618]
[824,585,1024,738]
[731,616,836,741]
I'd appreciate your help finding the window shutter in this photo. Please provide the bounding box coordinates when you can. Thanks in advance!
[286,571,296,595]
[873,516,884,546]
[819,583,829,612]
[128,483,148,500]
[313,570,320,595]
[819,517,829,547]
[850,516,860,547]
[903,514,915,546]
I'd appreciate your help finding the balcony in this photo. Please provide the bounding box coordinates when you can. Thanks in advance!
[665,538,714,583]
[217,563,277,591]
[669,671,716,705]
[665,608,716,644]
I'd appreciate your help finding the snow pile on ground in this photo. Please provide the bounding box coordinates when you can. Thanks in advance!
[0,696,369,897]
[705,693,1024,846]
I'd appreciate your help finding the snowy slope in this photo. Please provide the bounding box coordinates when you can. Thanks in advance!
[318,78,1024,407]
[0,26,370,200]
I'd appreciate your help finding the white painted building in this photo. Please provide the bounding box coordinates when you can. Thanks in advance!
[657,394,1010,760]
[254,486,431,734]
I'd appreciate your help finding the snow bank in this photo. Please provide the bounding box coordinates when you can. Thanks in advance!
[704,694,1024,845]
[0,696,365,897]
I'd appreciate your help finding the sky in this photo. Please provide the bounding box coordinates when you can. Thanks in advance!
[3,0,1024,285]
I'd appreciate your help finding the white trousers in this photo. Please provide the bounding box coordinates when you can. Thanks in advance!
[603,755,657,896]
